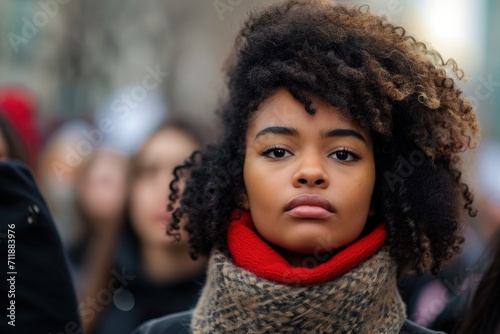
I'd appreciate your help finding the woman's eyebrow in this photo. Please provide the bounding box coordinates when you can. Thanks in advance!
[321,129,367,143]
[254,126,299,141]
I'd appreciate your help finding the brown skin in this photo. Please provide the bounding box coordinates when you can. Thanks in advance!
[243,88,376,267]
[79,150,129,231]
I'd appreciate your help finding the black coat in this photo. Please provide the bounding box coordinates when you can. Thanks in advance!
[0,161,82,333]
[133,310,445,334]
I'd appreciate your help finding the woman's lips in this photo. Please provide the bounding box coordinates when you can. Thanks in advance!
[284,194,335,219]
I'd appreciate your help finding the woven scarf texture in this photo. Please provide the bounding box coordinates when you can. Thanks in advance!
[191,212,406,333]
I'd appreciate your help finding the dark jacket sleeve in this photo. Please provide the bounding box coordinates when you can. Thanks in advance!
[0,161,82,333]
[132,310,193,334]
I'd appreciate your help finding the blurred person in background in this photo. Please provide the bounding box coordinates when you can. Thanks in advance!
[37,119,97,257]
[69,87,205,333]
[80,120,207,334]
[399,141,500,333]
[457,229,500,334]
[0,89,82,333]
[73,147,130,329]
[0,85,41,171]
[39,86,169,291]
[426,141,500,333]
[0,161,83,334]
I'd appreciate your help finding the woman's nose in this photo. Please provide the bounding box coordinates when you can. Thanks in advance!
[292,152,330,188]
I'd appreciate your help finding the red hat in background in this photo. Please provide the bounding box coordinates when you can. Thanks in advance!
[0,85,42,168]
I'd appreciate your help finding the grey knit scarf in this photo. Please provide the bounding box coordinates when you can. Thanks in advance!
[191,247,406,333]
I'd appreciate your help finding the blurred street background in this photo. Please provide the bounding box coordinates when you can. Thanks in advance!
[0,1,499,333]
[1,0,498,140]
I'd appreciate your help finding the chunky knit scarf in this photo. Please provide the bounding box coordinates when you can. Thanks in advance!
[191,211,406,333]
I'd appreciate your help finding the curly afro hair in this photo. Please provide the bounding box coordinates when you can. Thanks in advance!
[168,0,479,275]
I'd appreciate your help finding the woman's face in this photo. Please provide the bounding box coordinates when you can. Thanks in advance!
[243,88,376,264]
[79,150,129,226]
[130,127,198,246]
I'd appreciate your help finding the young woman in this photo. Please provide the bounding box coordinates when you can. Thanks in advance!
[136,1,479,333]
[72,120,206,333]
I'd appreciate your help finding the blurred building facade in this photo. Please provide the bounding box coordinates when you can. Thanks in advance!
[0,0,498,141]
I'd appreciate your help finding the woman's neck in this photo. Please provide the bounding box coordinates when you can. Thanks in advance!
[273,245,335,268]
[139,243,207,284]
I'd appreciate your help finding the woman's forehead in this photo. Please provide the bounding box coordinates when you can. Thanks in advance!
[249,88,364,131]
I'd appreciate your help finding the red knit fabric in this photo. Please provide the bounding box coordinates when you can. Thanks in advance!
[227,210,387,285]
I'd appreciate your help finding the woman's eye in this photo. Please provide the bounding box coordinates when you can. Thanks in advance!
[263,148,292,159]
[330,150,359,162]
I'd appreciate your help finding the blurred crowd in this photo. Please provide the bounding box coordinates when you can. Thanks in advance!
[1,84,208,333]
[0,0,499,333]
[1,81,500,333]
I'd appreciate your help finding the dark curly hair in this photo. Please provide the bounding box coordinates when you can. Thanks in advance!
[168,0,479,275]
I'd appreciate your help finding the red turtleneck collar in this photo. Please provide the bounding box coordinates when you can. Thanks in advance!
[227,210,387,285]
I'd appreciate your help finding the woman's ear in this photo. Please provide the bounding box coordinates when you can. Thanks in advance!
[241,189,250,210]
